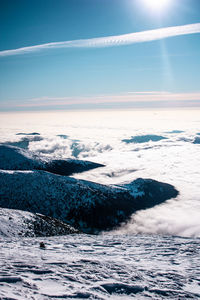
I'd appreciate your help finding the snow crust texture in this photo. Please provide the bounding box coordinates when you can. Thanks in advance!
[0,234,199,299]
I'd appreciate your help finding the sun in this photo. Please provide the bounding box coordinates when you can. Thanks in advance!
[143,0,171,12]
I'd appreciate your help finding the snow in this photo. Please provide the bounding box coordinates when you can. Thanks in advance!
[0,234,199,299]
[0,208,79,237]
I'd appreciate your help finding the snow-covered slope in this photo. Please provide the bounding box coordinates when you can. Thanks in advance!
[0,208,79,237]
[0,144,42,170]
[0,234,199,299]
[0,144,104,176]
[0,170,178,233]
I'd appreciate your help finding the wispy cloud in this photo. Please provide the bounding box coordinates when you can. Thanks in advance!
[1,91,200,110]
[0,23,200,57]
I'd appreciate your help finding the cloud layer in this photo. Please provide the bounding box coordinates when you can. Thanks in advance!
[1,108,200,237]
[0,23,200,57]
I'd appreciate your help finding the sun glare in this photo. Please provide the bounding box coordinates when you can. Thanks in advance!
[143,0,171,12]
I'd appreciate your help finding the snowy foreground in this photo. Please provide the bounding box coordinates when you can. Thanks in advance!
[0,234,199,299]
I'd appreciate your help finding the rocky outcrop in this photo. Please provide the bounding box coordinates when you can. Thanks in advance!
[0,208,79,237]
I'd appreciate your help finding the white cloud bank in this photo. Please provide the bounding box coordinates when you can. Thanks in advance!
[0,23,200,57]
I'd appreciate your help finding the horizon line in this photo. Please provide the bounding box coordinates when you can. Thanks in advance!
[1,91,200,111]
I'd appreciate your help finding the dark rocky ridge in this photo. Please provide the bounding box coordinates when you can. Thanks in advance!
[16,132,40,136]
[43,159,104,176]
[0,144,104,176]
[122,134,168,144]
[0,170,178,233]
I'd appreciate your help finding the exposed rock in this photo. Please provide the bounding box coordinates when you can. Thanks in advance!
[39,242,46,249]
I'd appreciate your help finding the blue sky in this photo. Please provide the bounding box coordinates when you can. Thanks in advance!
[0,0,200,111]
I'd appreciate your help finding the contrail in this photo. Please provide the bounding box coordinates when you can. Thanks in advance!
[0,23,200,57]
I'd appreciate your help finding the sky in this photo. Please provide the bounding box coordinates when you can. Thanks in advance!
[0,0,200,111]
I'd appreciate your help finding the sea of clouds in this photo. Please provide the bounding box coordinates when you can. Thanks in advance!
[0,109,199,237]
